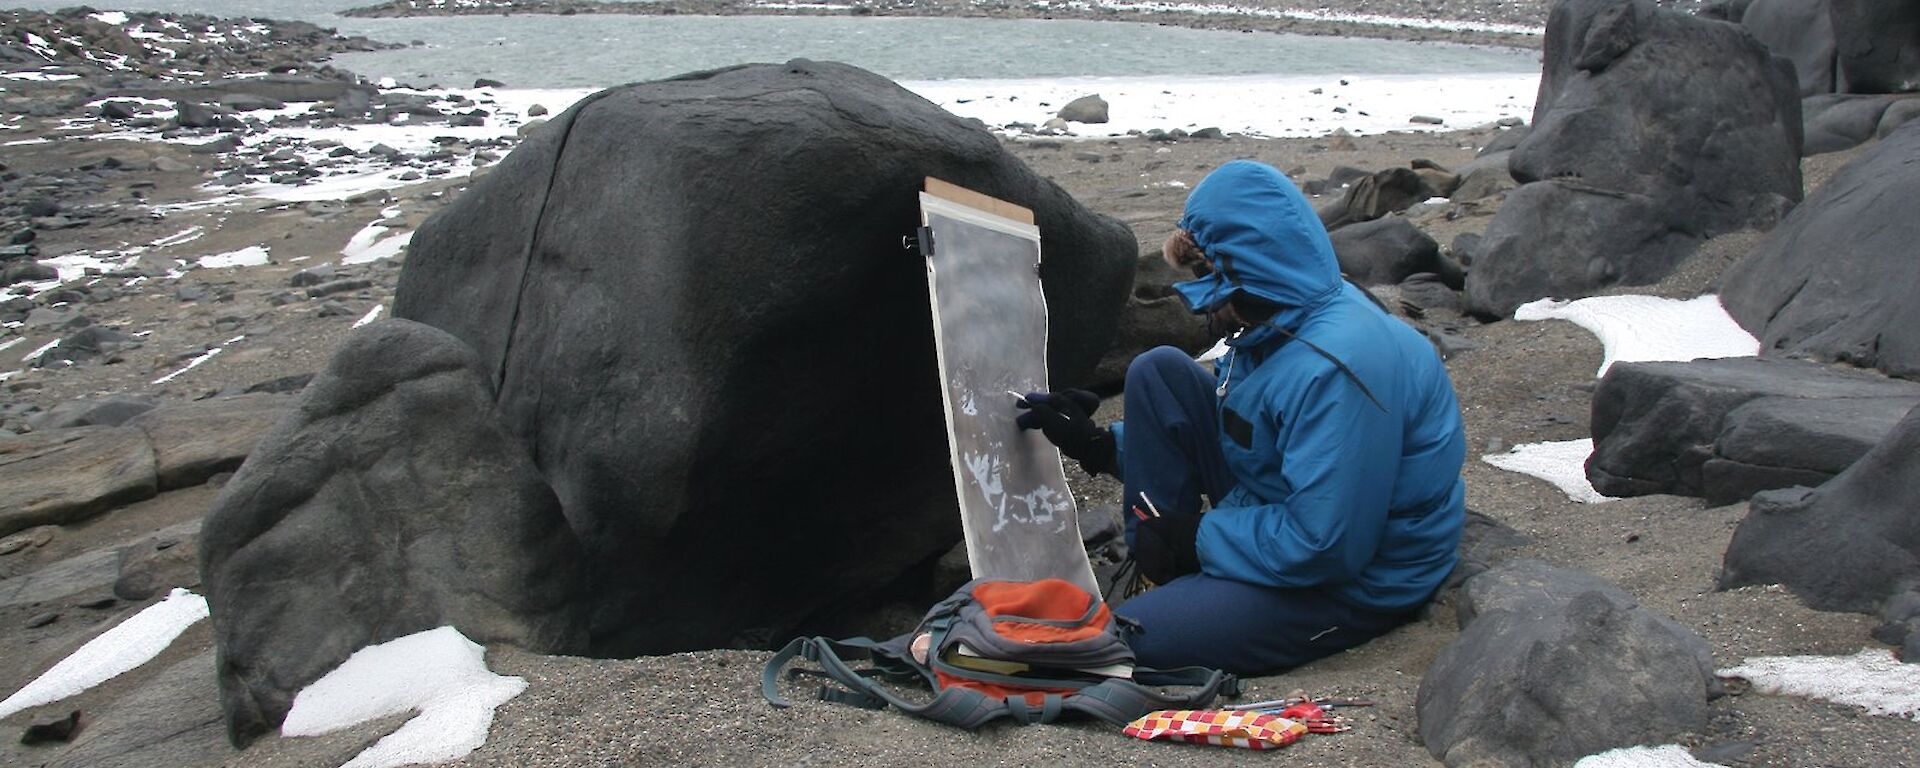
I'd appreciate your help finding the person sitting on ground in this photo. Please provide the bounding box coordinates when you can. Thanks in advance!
[1016,159,1467,676]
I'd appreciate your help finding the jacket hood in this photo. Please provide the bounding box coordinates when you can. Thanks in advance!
[1172,160,1341,322]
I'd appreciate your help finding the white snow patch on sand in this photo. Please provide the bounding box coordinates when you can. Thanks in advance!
[1575,745,1726,767]
[151,335,243,384]
[341,224,412,266]
[1482,438,1615,504]
[1720,648,1920,721]
[353,304,384,329]
[0,589,209,718]
[282,626,526,768]
[197,245,270,269]
[1514,295,1759,377]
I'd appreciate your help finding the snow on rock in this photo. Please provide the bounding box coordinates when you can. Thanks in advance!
[353,304,385,329]
[1575,745,1727,768]
[1720,649,1920,721]
[0,589,209,719]
[281,626,526,768]
[1514,295,1759,378]
[197,245,271,269]
[1482,438,1616,504]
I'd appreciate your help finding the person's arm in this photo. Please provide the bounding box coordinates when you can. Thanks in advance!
[1194,368,1399,587]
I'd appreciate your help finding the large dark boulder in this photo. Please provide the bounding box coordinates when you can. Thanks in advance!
[1721,119,1920,379]
[1829,0,1920,94]
[1741,0,1837,96]
[1467,0,1802,318]
[1801,93,1897,155]
[1088,252,1217,392]
[1722,404,1920,624]
[1328,217,1459,288]
[1419,560,1716,767]
[200,320,587,746]
[1587,357,1920,500]
[391,60,1136,656]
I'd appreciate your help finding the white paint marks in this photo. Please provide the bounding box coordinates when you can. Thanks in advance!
[197,245,271,269]
[1575,745,1727,768]
[281,626,527,768]
[0,589,209,719]
[1481,438,1616,504]
[1720,648,1920,721]
[352,304,385,329]
[1514,295,1759,377]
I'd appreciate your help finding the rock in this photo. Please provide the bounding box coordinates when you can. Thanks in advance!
[1087,252,1221,390]
[33,325,137,367]
[1829,0,1920,94]
[1740,0,1837,96]
[1801,93,1897,155]
[1409,114,1445,125]
[392,60,1134,657]
[1057,94,1109,124]
[1470,0,1803,318]
[244,373,315,394]
[0,525,57,556]
[475,78,506,88]
[1465,182,1702,319]
[4,261,59,286]
[26,395,157,431]
[0,427,158,538]
[1721,120,1920,379]
[1479,124,1529,155]
[1704,395,1912,504]
[1722,404,1920,617]
[217,93,286,112]
[1419,560,1715,767]
[100,100,142,120]
[36,651,231,768]
[1319,167,1432,230]
[189,135,239,154]
[172,101,226,129]
[113,534,199,601]
[149,156,192,173]
[126,393,289,491]
[304,278,372,298]
[288,265,335,287]
[200,319,588,746]
[0,244,38,262]
[1399,272,1463,315]
[1449,150,1516,201]
[8,228,33,244]
[1190,127,1225,140]
[526,103,549,117]
[1329,217,1460,289]
[1587,358,1920,499]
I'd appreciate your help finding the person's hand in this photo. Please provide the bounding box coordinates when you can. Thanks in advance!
[1132,512,1201,586]
[1014,389,1116,476]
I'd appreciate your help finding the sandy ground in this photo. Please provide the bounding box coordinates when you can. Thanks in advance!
[2,16,1916,768]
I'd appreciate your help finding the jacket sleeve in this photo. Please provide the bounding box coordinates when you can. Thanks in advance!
[1193,367,1400,587]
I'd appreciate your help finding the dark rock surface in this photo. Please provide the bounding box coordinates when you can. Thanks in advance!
[27,651,227,768]
[1465,0,1802,318]
[1088,252,1218,392]
[1721,119,1920,380]
[392,59,1135,657]
[1419,560,1715,767]
[27,395,158,430]
[0,426,158,538]
[1587,357,1920,500]
[1328,216,1459,288]
[126,392,287,491]
[199,320,589,745]
[1828,0,1920,94]
[1722,404,1920,625]
[1800,93,1896,155]
[1740,0,1836,97]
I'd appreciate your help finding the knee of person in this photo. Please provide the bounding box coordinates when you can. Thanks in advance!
[1127,346,1195,386]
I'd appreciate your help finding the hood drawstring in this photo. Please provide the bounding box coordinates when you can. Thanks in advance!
[1215,330,1241,398]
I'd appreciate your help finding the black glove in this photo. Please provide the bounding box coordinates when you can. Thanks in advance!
[1132,512,1202,587]
[1014,389,1116,476]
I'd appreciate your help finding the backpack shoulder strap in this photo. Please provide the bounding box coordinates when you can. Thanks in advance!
[1062,666,1243,724]
[762,636,1018,730]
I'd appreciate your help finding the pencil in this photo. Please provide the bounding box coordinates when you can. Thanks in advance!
[1138,492,1162,518]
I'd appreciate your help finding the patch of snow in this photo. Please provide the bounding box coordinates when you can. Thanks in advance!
[341,221,413,265]
[1513,295,1760,377]
[0,338,20,353]
[21,338,60,363]
[1575,745,1726,767]
[4,137,52,146]
[282,626,527,768]
[151,225,206,248]
[197,245,271,269]
[1720,648,1920,721]
[152,341,230,384]
[90,10,130,24]
[352,304,385,329]
[1482,438,1616,504]
[0,589,209,719]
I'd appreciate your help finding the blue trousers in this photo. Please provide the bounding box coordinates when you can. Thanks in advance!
[1111,347,1414,676]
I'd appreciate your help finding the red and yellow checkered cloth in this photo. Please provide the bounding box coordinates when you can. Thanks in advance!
[1122,709,1309,750]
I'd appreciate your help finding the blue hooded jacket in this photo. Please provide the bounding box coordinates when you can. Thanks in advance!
[1151,160,1466,612]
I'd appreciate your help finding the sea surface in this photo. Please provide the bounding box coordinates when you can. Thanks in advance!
[10,0,1541,88]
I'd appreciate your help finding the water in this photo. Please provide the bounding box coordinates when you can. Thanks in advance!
[11,0,1540,88]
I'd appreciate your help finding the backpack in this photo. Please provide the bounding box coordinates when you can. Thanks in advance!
[761,577,1241,729]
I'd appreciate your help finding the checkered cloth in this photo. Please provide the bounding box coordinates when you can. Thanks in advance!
[1122,709,1309,750]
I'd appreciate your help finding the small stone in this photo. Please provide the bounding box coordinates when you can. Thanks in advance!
[76,595,117,609]
[26,612,59,628]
